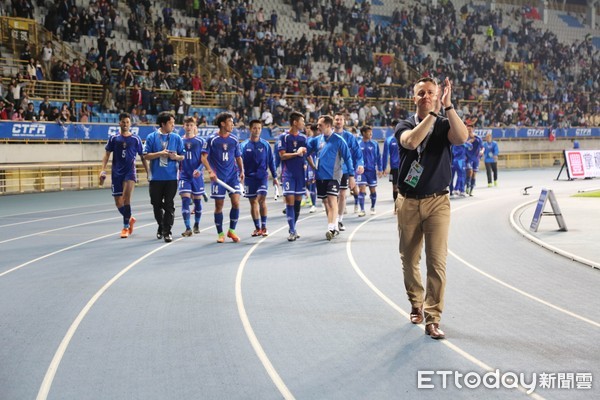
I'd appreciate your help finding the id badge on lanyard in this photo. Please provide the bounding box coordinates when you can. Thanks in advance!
[403,115,433,188]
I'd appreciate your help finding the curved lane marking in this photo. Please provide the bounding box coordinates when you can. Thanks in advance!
[346,211,545,400]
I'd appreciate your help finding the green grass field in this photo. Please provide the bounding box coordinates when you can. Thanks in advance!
[573,190,600,198]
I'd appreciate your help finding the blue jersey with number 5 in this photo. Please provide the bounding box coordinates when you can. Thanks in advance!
[105,134,143,177]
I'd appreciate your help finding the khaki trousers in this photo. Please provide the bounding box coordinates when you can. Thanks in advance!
[396,194,450,324]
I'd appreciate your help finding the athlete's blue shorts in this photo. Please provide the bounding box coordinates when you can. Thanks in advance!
[282,175,306,196]
[210,176,242,199]
[111,170,137,197]
[466,158,480,172]
[244,176,268,198]
[356,170,378,187]
[178,176,205,196]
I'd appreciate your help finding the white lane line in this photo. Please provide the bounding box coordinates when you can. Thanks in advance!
[0,201,111,218]
[0,222,156,278]
[346,212,545,400]
[235,214,318,400]
[0,206,152,228]
[35,237,181,400]
[0,207,131,228]
[448,249,600,328]
[509,200,600,269]
[450,200,600,327]
[0,214,145,245]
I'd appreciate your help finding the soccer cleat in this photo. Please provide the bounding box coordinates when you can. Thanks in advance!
[287,231,297,241]
[261,228,269,237]
[488,183,493,187]
[227,229,240,243]
[354,204,359,213]
[309,205,316,213]
[338,221,345,231]
[156,228,163,240]
[358,210,366,217]
[370,207,376,215]
[120,228,129,238]
[494,180,498,186]
[251,229,262,237]
[216,233,225,243]
[193,223,200,234]
[128,216,136,235]
[182,229,193,237]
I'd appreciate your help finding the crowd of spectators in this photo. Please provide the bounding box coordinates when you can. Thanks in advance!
[0,0,598,129]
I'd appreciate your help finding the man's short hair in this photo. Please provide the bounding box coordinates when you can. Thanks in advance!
[319,115,333,126]
[156,111,173,126]
[360,125,372,135]
[249,119,262,128]
[215,112,233,128]
[416,77,438,85]
[183,116,195,124]
[289,111,304,124]
[119,112,131,121]
[334,111,345,118]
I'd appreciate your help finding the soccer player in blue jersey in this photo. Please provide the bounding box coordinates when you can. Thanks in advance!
[304,123,318,213]
[307,115,355,240]
[382,128,400,212]
[450,143,468,197]
[277,111,308,241]
[357,126,382,216]
[100,112,148,238]
[201,112,244,243]
[464,119,484,196]
[333,112,363,231]
[143,111,185,242]
[241,119,278,237]
[179,116,205,237]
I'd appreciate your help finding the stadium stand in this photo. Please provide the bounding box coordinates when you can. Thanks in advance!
[0,0,597,129]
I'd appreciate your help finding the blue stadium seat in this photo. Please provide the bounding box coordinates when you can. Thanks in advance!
[558,14,584,28]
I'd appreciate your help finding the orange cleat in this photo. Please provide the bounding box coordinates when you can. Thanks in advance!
[128,216,136,235]
[120,228,129,238]
[216,233,225,243]
[227,229,240,243]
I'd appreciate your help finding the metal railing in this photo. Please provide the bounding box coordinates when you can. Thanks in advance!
[0,163,148,195]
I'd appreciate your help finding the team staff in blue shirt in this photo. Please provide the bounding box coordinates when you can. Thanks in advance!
[307,115,355,241]
[395,77,468,339]
[143,111,185,243]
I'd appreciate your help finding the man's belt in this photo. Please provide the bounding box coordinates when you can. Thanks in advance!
[399,190,449,200]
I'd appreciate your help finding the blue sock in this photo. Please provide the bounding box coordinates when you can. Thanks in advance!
[229,208,239,231]
[358,193,365,210]
[294,200,301,223]
[118,206,127,227]
[286,204,296,233]
[260,215,267,230]
[310,188,317,206]
[194,199,202,224]
[370,193,377,208]
[215,212,223,234]
[182,197,191,229]
[123,205,131,226]
[253,218,260,229]
[354,195,358,206]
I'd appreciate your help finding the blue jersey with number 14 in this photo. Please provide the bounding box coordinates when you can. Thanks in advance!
[202,134,241,182]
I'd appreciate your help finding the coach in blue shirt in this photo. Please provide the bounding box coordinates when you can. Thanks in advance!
[143,111,185,242]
